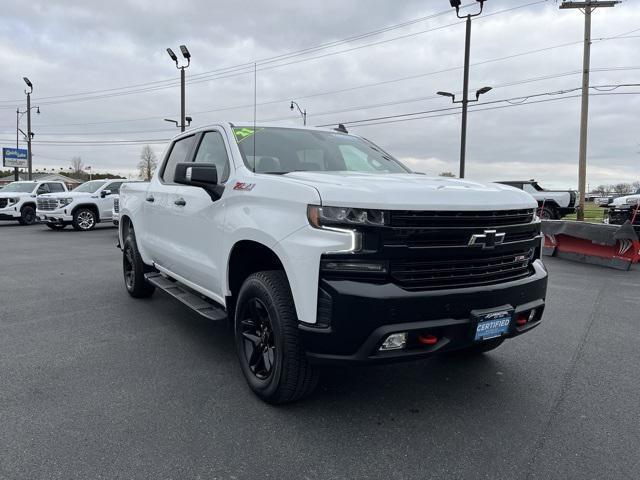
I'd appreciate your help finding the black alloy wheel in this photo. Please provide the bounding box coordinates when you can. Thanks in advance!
[239,298,277,380]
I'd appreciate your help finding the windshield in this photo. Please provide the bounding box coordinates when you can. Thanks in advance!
[2,182,36,193]
[233,127,410,174]
[73,180,107,193]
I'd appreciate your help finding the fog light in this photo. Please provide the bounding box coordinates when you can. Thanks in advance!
[321,260,387,273]
[379,332,407,351]
[528,309,537,322]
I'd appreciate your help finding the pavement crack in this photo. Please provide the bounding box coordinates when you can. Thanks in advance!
[524,276,611,480]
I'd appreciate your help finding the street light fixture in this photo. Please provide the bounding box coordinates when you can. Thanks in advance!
[290,101,307,126]
[438,0,487,179]
[166,44,191,132]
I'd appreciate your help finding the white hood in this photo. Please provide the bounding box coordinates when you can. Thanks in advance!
[0,191,33,199]
[39,191,93,200]
[283,172,537,210]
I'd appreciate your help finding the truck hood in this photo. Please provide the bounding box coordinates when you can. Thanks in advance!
[39,191,92,200]
[0,192,33,199]
[283,172,537,210]
[611,193,640,207]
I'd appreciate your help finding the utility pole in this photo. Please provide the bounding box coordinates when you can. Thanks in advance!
[446,0,486,179]
[560,1,620,220]
[166,45,191,132]
[15,109,19,181]
[24,77,33,180]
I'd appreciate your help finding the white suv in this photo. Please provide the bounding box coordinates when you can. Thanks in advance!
[0,180,68,225]
[37,179,124,231]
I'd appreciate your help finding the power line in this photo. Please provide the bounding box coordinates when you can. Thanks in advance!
[0,0,551,108]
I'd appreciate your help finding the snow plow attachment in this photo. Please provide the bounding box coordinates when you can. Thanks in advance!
[541,220,640,271]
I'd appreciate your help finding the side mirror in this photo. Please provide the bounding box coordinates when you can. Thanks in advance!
[174,163,224,200]
[100,189,112,198]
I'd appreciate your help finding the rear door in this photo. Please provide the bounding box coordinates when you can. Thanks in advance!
[164,129,231,301]
[143,135,197,269]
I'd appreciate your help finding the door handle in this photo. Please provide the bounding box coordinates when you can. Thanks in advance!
[145,195,155,202]
[174,198,186,207]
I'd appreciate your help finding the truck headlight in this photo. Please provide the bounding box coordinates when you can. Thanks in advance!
[6,197,19,205]
[58,198,74,207]
[626,198,639,206]
[307,205,387,228]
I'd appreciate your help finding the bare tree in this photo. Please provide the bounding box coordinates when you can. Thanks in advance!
[138,145,157,181]
[612,183,633,195]
[438,171,456,178]
[70,156,84,174]
[594,185,609,195]
[632,180,640,191]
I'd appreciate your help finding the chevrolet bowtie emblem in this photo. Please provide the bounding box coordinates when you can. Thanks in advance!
[468,229,506,249]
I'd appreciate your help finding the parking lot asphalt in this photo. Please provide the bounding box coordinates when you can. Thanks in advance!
[0,223,638,480]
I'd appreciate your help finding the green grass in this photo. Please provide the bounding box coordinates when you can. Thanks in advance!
[563,201,606,223]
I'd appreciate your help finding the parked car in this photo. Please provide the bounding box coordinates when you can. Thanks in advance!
[594,193,622,206]
[605,189,640,225]
[36,179,124,231]
[118,123,548,403]
[496,180,577,219]
[0,180,68,225]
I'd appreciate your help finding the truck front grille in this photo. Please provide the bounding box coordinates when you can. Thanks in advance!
[0,199,7,208]
[390,249,534,291]
[321,208,541,292]
[37,198,58,211]
[113,197,119,213]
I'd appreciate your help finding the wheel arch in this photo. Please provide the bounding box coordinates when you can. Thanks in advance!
[72,203,100,222]
[226,240,291,320]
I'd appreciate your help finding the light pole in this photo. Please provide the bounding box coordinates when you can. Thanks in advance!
[559,1,620,221]
[166,45,191,132]
[22,77,38,180]
[15,106,40,181]
[437,86,492,177]
[164,117,192,129]
[290,101,307,126]
[445,0,486,179]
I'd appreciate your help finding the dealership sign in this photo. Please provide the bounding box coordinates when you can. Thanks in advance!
[2,148,28,168]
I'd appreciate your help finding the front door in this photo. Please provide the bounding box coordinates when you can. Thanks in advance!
[165,130,231,302]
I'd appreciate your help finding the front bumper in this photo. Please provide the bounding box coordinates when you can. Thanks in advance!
[300,260,547,365]
[37,209,73,224]
[0,207,20,219]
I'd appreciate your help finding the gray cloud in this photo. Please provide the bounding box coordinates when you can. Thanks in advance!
[1,0,638,188]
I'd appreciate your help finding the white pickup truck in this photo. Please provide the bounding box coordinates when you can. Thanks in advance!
[37,178,124,230]
[118,123,548,403]
[497,180,577,219]
[0,180,68,225]
[606,189,640,226]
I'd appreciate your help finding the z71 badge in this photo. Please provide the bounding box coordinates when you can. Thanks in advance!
[233,182,256,191]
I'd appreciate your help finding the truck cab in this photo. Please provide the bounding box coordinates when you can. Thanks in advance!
[37,179,124,231]
[0,180,67,225]
[118,123,548,403]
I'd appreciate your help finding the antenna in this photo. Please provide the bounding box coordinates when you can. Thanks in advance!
[253,62,257,173]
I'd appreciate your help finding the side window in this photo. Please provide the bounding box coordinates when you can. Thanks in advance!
[107,182,123,194]
[49,183,65,193]
[161,135,196,183]
[193,131,230,182]
[36,183,50,194]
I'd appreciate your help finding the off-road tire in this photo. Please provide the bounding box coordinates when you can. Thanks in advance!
[72,208,97,231]
[235,270,318,404]
[122,234,155,298]
[539,207,556,220]
[18,205,37,225]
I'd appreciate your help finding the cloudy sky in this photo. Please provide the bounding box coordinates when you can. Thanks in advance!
[1,0,638,188]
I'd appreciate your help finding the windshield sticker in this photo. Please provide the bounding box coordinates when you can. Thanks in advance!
[233,127,264,143]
